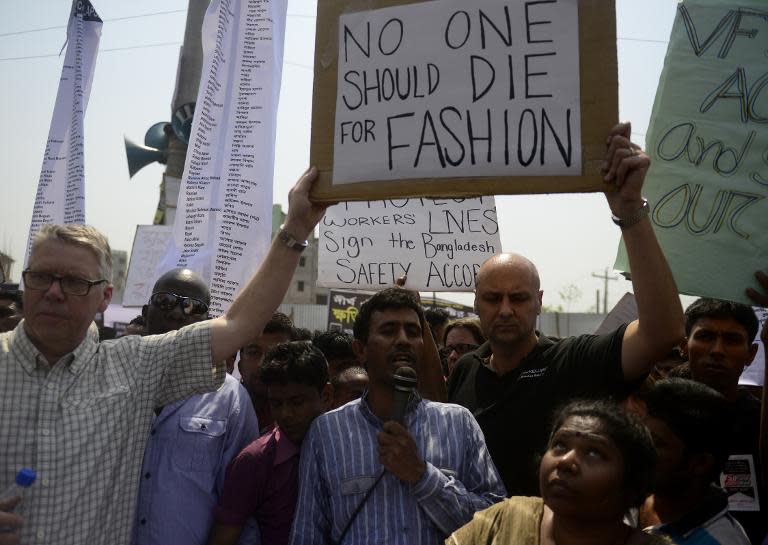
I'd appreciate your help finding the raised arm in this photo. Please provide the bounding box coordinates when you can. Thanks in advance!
[602,122,684,381]
[209,167,329,362]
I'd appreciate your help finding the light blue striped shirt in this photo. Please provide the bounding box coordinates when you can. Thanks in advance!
[289,394,506,545]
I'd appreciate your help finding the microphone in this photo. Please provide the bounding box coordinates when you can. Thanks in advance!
[391,366,418,424]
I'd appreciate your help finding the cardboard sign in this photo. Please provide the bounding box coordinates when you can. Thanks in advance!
[318,197,501,291]
[123,225,173,307]
[310,0,617,201]
[616,0,768,304]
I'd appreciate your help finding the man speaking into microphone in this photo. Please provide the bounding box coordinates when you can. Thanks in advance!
[289,288,505,545]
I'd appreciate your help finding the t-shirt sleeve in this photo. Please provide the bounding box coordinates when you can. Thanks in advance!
[549,324,632,398]
[213,443,270,525]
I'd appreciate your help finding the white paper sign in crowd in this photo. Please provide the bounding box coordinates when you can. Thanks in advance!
[24,0,102,264]
[318,197,501,291]
[332,0,581,184]
[160,0,287,315]
[123,225,173,307]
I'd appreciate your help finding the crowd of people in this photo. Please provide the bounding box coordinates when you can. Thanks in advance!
[1,124,766,545]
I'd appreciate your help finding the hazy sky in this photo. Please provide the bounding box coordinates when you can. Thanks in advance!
[0,0,679,310]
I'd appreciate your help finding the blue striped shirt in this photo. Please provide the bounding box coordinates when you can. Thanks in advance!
[289,394,506,545]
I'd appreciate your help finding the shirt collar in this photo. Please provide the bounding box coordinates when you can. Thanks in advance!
[273,426,300,465]
[655,485,729,538]
[12,320,100,375]
[358,388,422,427]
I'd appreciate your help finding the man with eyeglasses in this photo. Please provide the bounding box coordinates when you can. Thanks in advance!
[132,268,259,545]
[0,168,328,545]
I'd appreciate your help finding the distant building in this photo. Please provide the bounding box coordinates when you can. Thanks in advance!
[272,204,329,305]
[110,250,128,305]
[0,252,14,283]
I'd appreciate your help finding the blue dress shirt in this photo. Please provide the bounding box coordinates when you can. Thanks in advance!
[132,374,259,545]
[289,393,506,545]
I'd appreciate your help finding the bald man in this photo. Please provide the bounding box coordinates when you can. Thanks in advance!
[133,269,259,545]
[448,123,684,496]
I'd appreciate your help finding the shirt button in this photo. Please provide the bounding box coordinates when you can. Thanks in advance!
[37,529,45,539]
[42,478,50,486]
[46,383,55,390]
[41,429,50,436]
[140,518,147,525]
[144,472,151,479]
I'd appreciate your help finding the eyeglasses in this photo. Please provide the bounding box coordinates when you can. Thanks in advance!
[149,291,209,316]
[443,343,479,356]
[23,270,106,296]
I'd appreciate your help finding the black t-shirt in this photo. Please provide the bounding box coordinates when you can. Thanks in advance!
[447,325,629,496]
[723,388,765,545]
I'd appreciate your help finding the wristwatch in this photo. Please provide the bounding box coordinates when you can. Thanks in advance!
[277,227,308,252]
[611,199,649,229]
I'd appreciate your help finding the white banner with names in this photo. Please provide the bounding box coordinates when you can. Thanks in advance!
[24,0,102,263]
[160,0,287,315]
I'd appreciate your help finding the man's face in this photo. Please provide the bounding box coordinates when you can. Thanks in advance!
[685,317,758,395]
[143,276,209,335]
[474,262,542,348]
[23,240,111,355]
[268,382,329,444]
[240,330,293,405]
[355,308,423,386]
[643,415,689,494]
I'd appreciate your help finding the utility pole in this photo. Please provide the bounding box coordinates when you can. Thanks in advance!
[592,268,618,314]
[156,0,207,225]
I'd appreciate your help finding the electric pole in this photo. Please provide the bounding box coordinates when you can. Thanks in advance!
[592,268,618,314]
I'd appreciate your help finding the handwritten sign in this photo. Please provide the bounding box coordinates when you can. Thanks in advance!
[158,0,287,316]
[318,197,501,291]
[616,0,768,304]
[310,0,618,201]
[123,225,172,307]
[739,307,766,387]
[24,0,102,267]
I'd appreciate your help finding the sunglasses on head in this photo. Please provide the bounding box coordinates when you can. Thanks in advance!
[148,292,209,316]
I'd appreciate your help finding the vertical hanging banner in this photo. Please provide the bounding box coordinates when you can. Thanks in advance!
[616,0,768,304]
[24,0,102,262]
[160,0,288,315]
[318,196,501,291]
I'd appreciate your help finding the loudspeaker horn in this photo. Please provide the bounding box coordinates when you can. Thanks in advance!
[144,122,171,151]
[124,136,167,178]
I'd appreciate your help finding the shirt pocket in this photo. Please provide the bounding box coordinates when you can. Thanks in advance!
[339,475,386,543]
[173,415,227,472]
[62,385,130,411]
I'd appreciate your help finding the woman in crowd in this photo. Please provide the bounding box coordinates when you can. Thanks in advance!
[447,400,670,545]
[442,318,485,376]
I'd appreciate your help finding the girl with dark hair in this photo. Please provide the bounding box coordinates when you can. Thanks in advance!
[447,400,670,545]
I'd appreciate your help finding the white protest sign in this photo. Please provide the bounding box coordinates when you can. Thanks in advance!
[739,307,766,387]
[123,225,173,307]
[159,0,287,316]
[24,0,102,263]
[332,0,581,184]
[318,197,500,291]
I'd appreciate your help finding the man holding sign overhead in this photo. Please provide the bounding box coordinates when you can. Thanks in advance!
[448,123,686,496]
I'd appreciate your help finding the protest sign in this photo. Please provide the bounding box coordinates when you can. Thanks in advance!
[123,225,173,307]
[739,306,766,387]
[310,0,617,201]
[616,0,768,304]
[318,197,501,291]
[327,288,474,334]
[24,0,102,265]
[158,0,287,316]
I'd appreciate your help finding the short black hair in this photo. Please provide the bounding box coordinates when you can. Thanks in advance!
[353,288,424,342]
[640,378,729,481]
[313,330,355,361]
[685,298,758,342]
[330,366,368,389]
[263,311,296,338]
[259,341,329,391]
[547,400,656,508]
[424,308,450,328]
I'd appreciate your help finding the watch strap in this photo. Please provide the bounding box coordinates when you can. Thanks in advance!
[611,199,649,229]
[277,228,308,252]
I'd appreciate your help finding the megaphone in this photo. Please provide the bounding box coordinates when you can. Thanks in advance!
[144,122,171,151]
[124,136,167,178]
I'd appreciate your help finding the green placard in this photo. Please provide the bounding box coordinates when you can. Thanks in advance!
[617,0,768,304]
